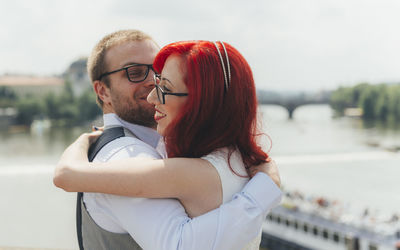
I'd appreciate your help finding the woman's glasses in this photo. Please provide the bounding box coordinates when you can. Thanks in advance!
[153,74,188,104]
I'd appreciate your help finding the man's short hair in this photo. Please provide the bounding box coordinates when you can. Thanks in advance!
[87,29,157,106]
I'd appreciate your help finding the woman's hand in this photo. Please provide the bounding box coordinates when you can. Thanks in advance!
[53,131,102,191]
[249,158,281,187]
[62,131,102,163]
[92,125,104,132]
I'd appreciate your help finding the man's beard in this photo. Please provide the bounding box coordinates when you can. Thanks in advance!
[112,96,156,128]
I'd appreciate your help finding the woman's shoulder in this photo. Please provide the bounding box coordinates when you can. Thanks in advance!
[201,147,244,169]
[201,147,237,168]
[201,147,229,161]
[201,147,249,203]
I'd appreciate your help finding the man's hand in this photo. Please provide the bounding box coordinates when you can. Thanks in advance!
[249,158,281,187]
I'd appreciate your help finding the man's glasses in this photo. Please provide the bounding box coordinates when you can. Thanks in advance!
[153,74,188,104]
[98,63,156,83]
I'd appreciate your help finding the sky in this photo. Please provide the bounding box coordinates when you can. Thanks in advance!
[1,0,400,91]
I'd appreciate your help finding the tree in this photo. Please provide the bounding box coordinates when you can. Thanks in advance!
[374,84,389,121]
[387,85,400,122]
[358,85,381,120]
[75,88,102,123]
[330,87,353,115]
[0,86,17,108]
[15,98,44,125]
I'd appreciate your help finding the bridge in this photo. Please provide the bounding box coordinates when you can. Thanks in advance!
[257,90,331,119]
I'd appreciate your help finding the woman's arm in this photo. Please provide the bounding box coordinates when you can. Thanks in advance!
[54,132,222,216]
[55,157,220,199]
[54,132,280,216]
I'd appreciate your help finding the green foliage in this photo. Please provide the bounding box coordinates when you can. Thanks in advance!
[374,85,389,120]
[76,89,102,122]
[358,85,380,120]
[352,83,370,105]
[330,87,353,115]
[0,86,17,107]
[12,80,101,126]
[62,80,75,103]
[330,83,400,123]
[44,92,61,119]
[387,85,400,121]
[15,97,45,124]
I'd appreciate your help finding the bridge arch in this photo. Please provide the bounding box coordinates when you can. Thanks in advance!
[260,102,329,119]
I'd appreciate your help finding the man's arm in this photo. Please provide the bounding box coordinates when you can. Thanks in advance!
[203,173,281,250]
[105,172,281,250]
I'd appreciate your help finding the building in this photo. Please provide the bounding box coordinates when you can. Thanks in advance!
[0,75,64,97]
[0,57,91,98]
[63,57,91,96]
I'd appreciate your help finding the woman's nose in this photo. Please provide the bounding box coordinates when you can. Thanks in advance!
[147,87,159,104]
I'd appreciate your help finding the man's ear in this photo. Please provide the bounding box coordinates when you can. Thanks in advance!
[93,80,112,106]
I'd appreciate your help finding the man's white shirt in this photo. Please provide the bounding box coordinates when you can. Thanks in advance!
[83,113,282,250]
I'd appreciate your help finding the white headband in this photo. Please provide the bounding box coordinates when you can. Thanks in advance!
[213,41,231,91]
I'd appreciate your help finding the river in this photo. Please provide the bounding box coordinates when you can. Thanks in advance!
[260,105,400,214]
[259,104,400,216]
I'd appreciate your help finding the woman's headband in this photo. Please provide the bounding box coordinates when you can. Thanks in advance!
[213,41,231,92]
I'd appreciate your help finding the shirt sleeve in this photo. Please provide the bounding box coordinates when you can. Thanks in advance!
[98,137,163,162]
[103,172,282,250]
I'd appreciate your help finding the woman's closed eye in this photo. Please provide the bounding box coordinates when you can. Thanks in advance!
[161,84,171,92]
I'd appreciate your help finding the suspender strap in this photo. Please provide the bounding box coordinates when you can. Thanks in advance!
[76,193,84,250]
[88,127,126,161]
[76,126,126,250]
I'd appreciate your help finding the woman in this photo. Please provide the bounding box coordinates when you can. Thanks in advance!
[55,40,279,249]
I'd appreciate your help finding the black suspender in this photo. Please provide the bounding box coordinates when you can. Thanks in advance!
[76,127,126,250]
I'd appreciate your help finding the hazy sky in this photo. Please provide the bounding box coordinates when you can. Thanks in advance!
[1,0,400,91]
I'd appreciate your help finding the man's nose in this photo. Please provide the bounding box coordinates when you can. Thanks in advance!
[142,71,155,88]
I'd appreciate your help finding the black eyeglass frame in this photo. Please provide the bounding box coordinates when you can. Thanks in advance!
[98,63,156,83]
[153,74,188,104]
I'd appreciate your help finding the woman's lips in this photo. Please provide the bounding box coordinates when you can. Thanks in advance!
[154,109,166,121]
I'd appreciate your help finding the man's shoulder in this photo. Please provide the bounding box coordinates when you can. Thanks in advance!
[94,136,162,162]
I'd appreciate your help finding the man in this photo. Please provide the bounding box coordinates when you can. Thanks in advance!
[80,29,282,250]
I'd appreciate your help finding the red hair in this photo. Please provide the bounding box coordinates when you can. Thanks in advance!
[153,41,268,175]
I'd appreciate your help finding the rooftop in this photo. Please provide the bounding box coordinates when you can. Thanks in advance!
[0,75,63,86]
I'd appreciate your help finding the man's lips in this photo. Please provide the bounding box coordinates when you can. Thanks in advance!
[154,108,166,121]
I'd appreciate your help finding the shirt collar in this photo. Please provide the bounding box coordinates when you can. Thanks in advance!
[103,113,161,149]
